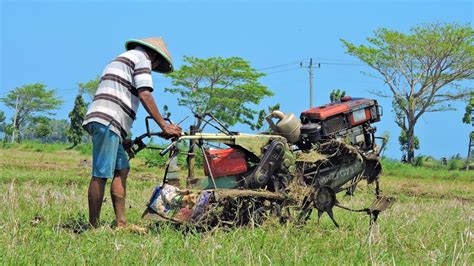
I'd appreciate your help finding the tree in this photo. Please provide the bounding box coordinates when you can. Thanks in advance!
[342,23,474,162]
[162,104,171,119]
[23,117,69,143]
[399,130,420,162]
[23,116,50,140]
[380,130,390,156]
[0,111,5,125]
[32,117,52,139]
[80,76,101,101]
[330,89,346,103]
[465,91,474,169]
[0,110,11,142]
[0,83,63,142]
[252,103,281,131]
[165,56,273,129]
[462,91,473,124]
[0,111,6,140]
[2,124,14,144]
[67,93,87,147]
[47,119,69,142]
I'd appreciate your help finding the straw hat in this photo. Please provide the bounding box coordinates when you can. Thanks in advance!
[125,37,173,73]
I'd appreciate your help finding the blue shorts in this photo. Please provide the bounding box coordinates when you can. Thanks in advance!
[86,122,130,178]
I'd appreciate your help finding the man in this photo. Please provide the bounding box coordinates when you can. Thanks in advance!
[82,37,182,228]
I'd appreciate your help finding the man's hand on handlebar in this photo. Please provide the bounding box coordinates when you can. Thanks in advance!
[160,124,182,139]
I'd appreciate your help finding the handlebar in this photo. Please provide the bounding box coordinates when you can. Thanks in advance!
[125,132,163,159]
[126,114,186,159]
[145,116,174,137]
[126,131,181,159]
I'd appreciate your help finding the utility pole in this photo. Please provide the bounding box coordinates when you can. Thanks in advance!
[309,58,313,108]
[300,58,320,108]
[11,96,19,143]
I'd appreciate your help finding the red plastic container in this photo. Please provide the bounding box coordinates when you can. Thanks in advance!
[204,148,248,177]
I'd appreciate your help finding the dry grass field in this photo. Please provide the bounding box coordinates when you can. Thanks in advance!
[0,143,473,264]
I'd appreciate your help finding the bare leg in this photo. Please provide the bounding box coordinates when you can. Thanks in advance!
[88,177,107,227]
[111,168,129,227]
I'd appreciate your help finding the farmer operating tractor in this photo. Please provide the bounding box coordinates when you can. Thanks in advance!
[83,37,394,230]
[82,37,182,228]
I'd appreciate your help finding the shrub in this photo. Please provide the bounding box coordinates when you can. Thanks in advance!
[139,147,168,167]
[413,155,425,167]
[448,159,465,171]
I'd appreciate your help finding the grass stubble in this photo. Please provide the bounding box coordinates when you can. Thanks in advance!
[0,146,473,265]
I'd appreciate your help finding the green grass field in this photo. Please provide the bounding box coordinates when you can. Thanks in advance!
[0,143,473,264]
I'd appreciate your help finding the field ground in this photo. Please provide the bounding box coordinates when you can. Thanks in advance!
[0,144,473,264]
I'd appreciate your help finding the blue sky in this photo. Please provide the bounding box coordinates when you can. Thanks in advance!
[1,0,472,159]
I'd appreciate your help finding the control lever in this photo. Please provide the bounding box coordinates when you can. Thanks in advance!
[159,140,178,156]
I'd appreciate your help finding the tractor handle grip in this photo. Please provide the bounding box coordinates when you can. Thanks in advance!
[146,116,175,137]
[145,116,153,137]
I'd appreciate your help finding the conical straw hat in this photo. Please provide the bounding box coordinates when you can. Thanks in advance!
[125,37,173,73]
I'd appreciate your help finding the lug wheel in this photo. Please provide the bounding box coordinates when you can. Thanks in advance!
[314,187,339,228]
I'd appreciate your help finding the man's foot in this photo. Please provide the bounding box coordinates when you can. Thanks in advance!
[116,223,147,234]
[115,220,127,228]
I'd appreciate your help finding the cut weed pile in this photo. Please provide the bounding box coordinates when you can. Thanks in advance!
[0,146,473,264]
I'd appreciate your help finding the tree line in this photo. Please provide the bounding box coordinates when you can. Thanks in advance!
[1,23,472,163]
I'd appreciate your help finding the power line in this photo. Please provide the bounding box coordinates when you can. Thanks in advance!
[259,60,364,76]
[264,66,302,75]
[257,58,310,71]
[319,62,364,66]
[257,57,363,72]
[257,62,301,71]
[312,57,362,63]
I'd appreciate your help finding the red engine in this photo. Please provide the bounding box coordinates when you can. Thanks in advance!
[299,96,382,151]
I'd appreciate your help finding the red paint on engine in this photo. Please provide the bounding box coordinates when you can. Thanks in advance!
[204,148,248,177]
[301,104,349,120]
[301,98,378,123]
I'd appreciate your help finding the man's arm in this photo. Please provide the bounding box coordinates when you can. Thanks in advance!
[138,88,182,138]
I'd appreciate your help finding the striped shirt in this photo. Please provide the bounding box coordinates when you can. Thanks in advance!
[82,48,153,141]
